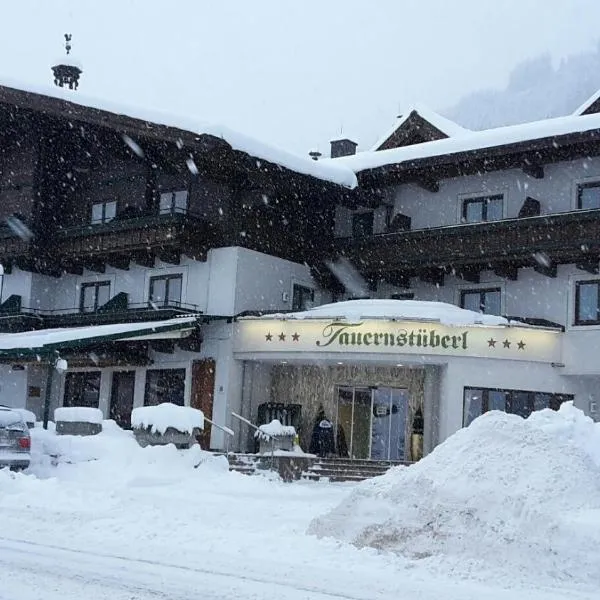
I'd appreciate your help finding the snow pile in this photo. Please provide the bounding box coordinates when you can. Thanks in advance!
[273,299,509,327]
[309,403,600,585]
[255,419,296,441]
[14,408,36,427]
[26,420,226,481]
[131,403,204,434]
[54,407,103,424]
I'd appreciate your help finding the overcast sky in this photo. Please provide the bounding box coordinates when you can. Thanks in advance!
[1,0,600,155]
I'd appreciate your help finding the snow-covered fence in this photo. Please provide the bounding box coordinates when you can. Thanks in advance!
[55,407,103,436]
[131,403,204,450]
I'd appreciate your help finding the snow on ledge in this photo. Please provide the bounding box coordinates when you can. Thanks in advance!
[0,77,357,189]
[54,407,103,424]
[255,419,296,440]
[252,299,511,327]
[131,403,204,435]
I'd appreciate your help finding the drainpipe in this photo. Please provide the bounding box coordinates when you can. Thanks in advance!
[42,352,68,429]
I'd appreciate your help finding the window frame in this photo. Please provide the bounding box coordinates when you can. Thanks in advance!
[149,273,183,308]
[63,371,102,409]
[292,283,315,311]
[574,279,600,325]
[159,189,189,215]
[79,281,111,313]
[459,287,502,315]
[91,200,117,225]
[576,181,600,210]
[463,386,572,427]
[144,368,186,406]
[461,194,504,223]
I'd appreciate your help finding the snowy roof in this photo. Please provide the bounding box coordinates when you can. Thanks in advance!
[371,105,469,151]
[252,299,513,327]
[572,88,600,116]
[331,111,600,174]
[0,78,357,189]
[0,316,198,355]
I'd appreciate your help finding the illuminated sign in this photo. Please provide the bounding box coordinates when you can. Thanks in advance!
[234,319,562,363]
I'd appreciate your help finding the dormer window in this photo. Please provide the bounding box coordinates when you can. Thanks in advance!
[91,200,116,224]
[577,182,600,209]
[462,194,503,223]
[160,190,188,215]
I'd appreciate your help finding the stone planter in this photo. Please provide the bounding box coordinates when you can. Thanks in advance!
[56,421,102,436]
[133,426,202,449]
[258,433,294,454]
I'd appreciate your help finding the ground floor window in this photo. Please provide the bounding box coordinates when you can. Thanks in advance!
[63,371,101,408]
[144,368,186,406]
[463,387,572,426]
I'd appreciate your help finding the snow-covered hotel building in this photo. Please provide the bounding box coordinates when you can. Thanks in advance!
[2,61,600,460]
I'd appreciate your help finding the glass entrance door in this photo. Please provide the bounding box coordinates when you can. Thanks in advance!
[336,385,408,461]
[371,387,408,461]
[336,386,372,459]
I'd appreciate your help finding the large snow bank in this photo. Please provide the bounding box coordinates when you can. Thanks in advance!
[268,299,509,327]
[54,407,103,424]
[131,403,204,434]
[309,403,600,585]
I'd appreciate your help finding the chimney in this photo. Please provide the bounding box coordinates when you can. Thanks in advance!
[330,138,358,158]
[308,150,322,161]
[52,34,82,90]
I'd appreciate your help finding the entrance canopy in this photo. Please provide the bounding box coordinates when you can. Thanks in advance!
[234,300,562,364]
[0,316,198,358]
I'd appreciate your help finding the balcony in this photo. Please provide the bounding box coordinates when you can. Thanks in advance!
[56,209,217,264]
[0,292,203,333]
[0,221,33,265]
[333,208,600,283]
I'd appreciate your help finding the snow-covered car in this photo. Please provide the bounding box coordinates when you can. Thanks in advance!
[0,406,31,471]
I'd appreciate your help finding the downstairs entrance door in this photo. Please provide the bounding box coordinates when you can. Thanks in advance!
[109,371,135,428]
[335,385,408,461]
[190,359,216,449]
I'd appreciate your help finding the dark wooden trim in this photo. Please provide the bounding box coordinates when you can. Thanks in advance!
[83,259,106,273]
[156,248,181,265]
[492,264,519,281]
[452,266,480,283]
[419,268,444,286]
[107,255,130,270]
[131,252,155,268]
[414,177,439,193]
[533,261,557,278]
[522,163,544,179]
[576,258,600,274]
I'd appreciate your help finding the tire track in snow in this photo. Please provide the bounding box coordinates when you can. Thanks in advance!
[0,536,405,600]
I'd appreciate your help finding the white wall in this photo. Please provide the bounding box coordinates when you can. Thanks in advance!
[233,247,320,315]
[0,268,34,306]
[391,155,600,229]
[0,365,27,408]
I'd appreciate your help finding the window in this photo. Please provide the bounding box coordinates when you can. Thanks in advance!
[91,201,117,224]
[577,182,600,210]
[63,372,101,408]
[352,211,374,237]
[390,292,415,300]
[463,387,571,427]
[575,280,600,325]
[159,190,188,215]
[292,284,314,311]
[80,281,111,313]
[144,369,186,406]
[462,194,503,223]
[149,274,183,308]
[460,288,501,315]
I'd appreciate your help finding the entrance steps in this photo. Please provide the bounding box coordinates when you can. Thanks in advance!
[302,457,409,483]
[220,453,409,482]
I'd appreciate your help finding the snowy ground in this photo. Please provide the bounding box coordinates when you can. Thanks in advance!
[0,417,598,600]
